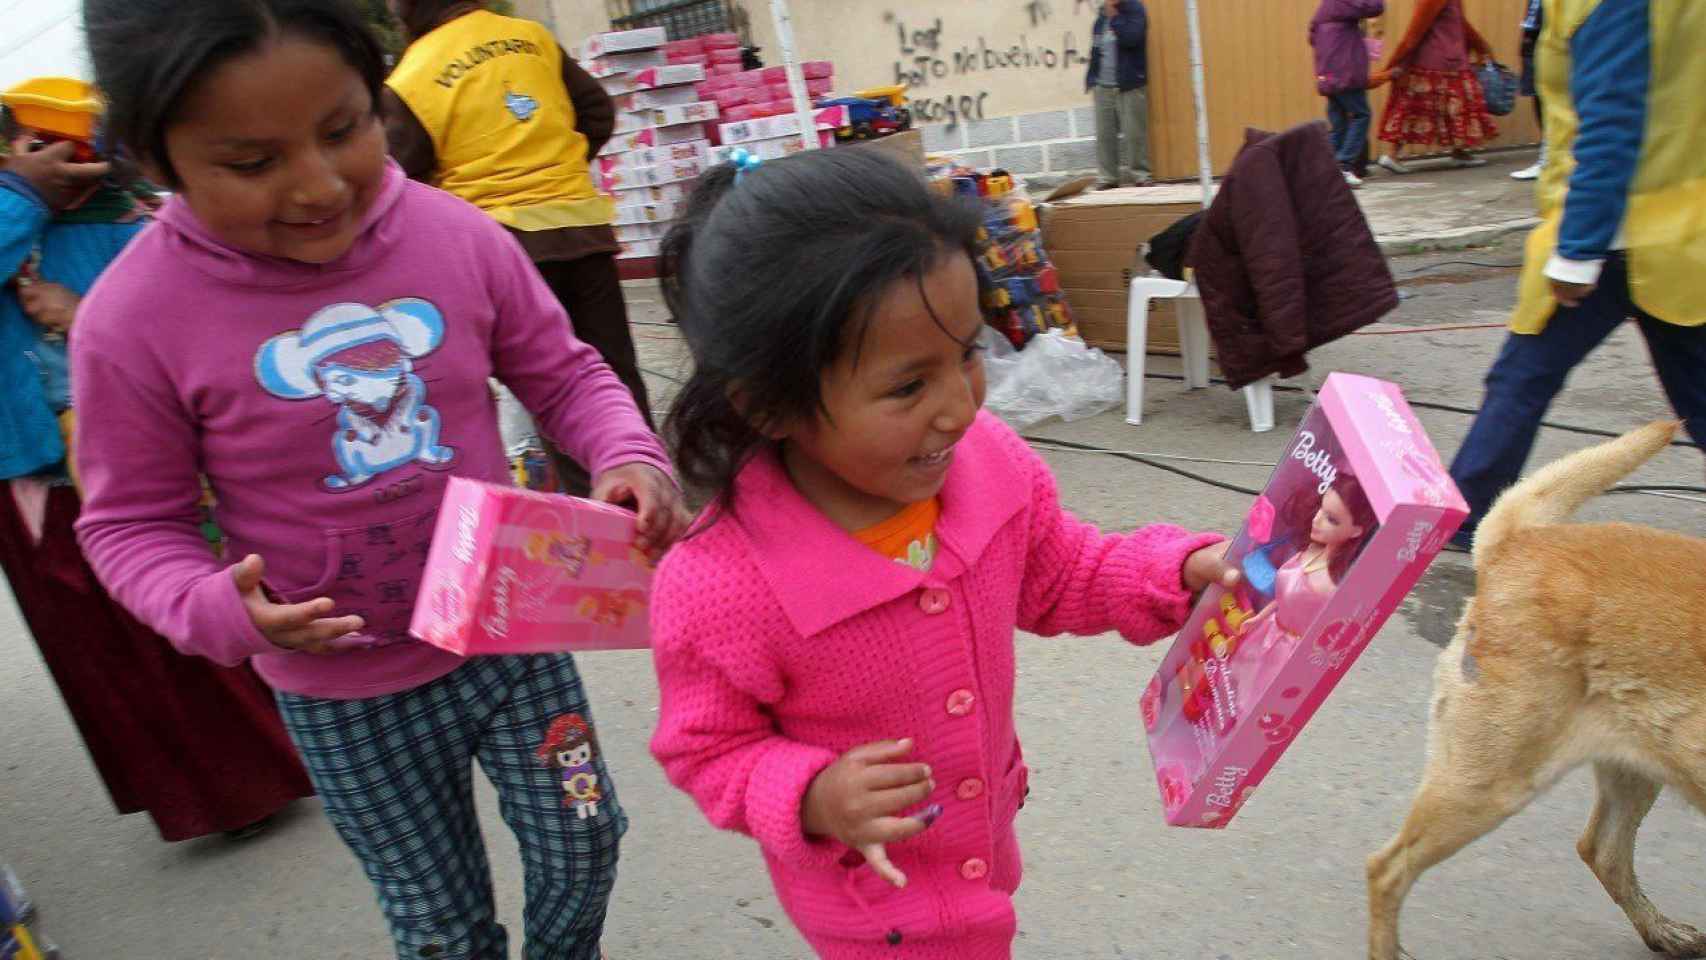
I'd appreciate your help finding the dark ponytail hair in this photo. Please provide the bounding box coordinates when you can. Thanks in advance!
[660,147,983,513]
[83,0,387,187]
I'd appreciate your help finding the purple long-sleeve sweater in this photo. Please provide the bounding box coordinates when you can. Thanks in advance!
[71,161,669,699]
[1311,0,1385,94]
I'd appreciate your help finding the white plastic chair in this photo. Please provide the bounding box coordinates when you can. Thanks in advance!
[1125,276,1275,432]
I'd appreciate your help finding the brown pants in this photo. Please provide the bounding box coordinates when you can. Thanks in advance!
[533,253,655,495]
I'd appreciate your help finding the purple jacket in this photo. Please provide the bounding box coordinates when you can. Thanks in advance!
[1310,0,1384,94]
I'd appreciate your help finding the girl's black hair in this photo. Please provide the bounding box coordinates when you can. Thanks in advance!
[83,0,387,186]
[660,147,984,512]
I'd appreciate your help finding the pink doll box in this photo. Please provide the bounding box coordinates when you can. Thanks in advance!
[1141,373,1466,829]
[410,478,655,655]
[582,27,667,61]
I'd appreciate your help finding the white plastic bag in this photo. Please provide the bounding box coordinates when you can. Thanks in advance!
[492,380,539,457]
[980,327,1125,429]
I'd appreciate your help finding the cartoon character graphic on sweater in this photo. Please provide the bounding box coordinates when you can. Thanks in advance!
[536,714,603,819]
[255,299,458,491]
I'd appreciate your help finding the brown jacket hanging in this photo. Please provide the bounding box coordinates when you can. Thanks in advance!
[1185,123,1397,389]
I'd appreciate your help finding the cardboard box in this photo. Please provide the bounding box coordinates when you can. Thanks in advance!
[585,49,667,79]
[612,199,683,226]
[1142,374,1466,828]
[646,101,719,128]
[598,139,710,175]
[627,64,707,90]
[615,221,668,243]
[582,27,666,60]
[614,85,701,112]
[708,131,830,164]
[844,128,926,170]
[1040,189,1203,354]
[609,122,708,152]
[612,180,695,205]
[717,106,849,145]
[599,156,707,192]
[617,238,662,260]
[410,479,655,654]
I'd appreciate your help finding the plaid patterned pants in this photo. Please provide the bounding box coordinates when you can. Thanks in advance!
[276,655,625,960]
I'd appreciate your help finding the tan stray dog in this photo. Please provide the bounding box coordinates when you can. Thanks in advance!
[1367,420,1706,960]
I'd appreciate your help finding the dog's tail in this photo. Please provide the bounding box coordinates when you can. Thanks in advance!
[1472,420,1680,566]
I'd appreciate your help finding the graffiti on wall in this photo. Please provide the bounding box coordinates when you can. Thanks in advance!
[882,5,1089,130]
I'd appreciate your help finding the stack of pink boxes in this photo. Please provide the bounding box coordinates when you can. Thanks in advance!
[695,61,836,138]
[582,27,720,263]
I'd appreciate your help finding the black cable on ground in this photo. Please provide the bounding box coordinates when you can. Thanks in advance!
[1142,371,1702,451]
[1027,435,1705,499]
[1395,259,1524,275]
[1019,434,1263,496]
[640,366,686,385]
[640,354,1703,498]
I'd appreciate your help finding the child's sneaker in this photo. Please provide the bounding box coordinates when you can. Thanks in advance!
[1343,170,1364,188]
[1378,154,1411,175]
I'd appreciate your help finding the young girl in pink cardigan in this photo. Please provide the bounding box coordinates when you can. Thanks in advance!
[648,149,1235,959]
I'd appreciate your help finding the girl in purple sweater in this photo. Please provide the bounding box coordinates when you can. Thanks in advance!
[648,149,1236,957]
[73,1,683,956]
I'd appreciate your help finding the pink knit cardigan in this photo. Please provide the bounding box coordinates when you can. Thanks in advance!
[649,412,1220,958]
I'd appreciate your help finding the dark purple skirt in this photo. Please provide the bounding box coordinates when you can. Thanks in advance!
[1,482,314,841]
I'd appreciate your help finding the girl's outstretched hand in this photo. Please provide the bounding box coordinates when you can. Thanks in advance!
[802,738,939,889]
[1183,541,1241,594]
[590,462,690,556]
[232,554,368,654]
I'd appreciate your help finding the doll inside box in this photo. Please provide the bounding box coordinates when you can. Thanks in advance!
[1172,422,1382,728]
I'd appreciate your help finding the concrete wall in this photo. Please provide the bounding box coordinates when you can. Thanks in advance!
[518,0,1538,179]
[515,0,612,48]
[742,0,1100,130]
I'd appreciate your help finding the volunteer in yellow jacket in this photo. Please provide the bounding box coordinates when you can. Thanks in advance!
[1447,0,1705,549]
[384,0,651,494]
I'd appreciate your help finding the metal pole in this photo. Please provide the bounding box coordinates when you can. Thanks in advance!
[768,0,821,151]
[1185,0,1213,208]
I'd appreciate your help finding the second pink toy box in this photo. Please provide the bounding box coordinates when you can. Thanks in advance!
[1142,373,1466,828]
[410,478,655,655]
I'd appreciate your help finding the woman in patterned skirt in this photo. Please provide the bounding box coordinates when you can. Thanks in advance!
[1371,0,1498,173]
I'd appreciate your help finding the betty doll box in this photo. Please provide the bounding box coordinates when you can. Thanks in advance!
[717,105,850,146]
[581,27,667,61]
[644,100,720,129]
[409,478,655,655]
[613,84,703,113]
[609,122,708,153]
[1141,373,1466,828]
[598,139,710,176]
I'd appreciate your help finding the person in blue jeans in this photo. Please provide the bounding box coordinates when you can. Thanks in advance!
[1448,0,1705,549]
[1311,0,1385,187]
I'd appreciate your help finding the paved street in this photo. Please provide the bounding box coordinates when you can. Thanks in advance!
[4,173,1704,959]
